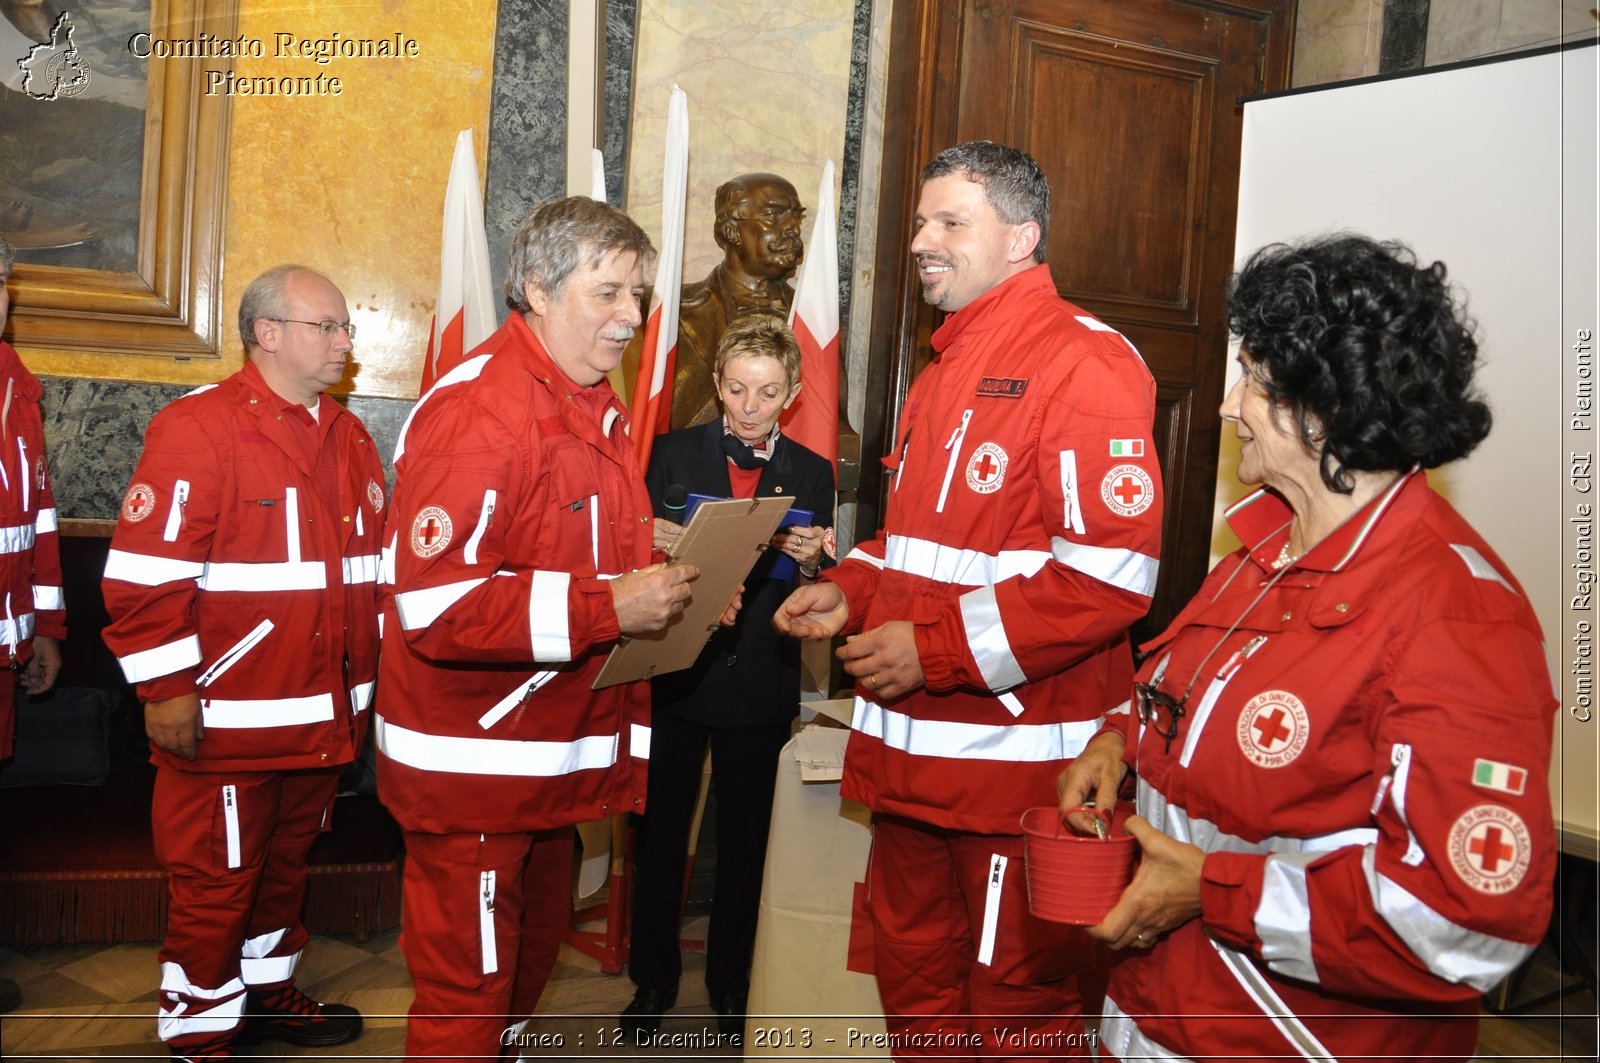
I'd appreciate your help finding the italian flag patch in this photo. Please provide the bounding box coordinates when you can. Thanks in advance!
[1109,438,1144,457]
[1472,758,1528,796]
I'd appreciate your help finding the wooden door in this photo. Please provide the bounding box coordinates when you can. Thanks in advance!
[860,0,1295,636]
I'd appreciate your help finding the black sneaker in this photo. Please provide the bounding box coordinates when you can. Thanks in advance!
[236,983,362,1047]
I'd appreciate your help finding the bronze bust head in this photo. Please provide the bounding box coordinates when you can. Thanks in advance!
[671,173,806,429]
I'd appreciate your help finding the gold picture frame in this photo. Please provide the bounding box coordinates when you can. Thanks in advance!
[3,0,235,372]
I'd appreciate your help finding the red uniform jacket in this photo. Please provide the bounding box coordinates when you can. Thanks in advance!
[375,312,653,835]
[1102,472,1557,1062]
[826,265,1163,833]
[102,363,384,773]
[0,340,66,760]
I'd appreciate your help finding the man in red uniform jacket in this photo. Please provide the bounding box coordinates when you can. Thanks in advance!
[776,142,1163,1058]
[0,233,66,1017]
[376,196,701,1059]
[103,265,382,1061]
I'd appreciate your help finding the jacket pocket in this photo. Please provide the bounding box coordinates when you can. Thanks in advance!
[198,618,275,688]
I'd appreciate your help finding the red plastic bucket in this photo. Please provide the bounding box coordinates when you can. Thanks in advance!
[1020,804,1137,925]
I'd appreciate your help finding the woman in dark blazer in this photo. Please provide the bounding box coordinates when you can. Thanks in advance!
[622,314,834,1040]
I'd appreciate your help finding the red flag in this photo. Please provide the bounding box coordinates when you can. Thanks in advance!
[784,159,840,473]
[421,129,495,395]
[628,86,689,470]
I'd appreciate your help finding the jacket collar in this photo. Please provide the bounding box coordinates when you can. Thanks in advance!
[235,360,358,483]
[1225,467,1420,575]
[930,263,1057,359]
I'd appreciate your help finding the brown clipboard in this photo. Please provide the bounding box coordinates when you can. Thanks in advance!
[591,496,798,689]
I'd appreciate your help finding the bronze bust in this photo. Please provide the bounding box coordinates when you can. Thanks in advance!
[670,173,806,429]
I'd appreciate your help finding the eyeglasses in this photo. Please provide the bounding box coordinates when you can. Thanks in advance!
[1134,679,1188,754]
[272,318,356,340]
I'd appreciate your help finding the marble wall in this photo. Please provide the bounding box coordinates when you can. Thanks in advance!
[1292,0,1387,86]
[1426,0,1595,64]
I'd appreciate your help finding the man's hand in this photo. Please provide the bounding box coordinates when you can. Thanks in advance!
[610,562,698,635]
[19,635,60,695]
[773,582,849,640]
[837,621,924,700]
[145,692,203,760]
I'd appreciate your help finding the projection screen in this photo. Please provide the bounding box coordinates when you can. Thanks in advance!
[1225,42,1599,852]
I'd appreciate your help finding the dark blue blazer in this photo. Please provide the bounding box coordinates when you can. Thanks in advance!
[644,421,835,728]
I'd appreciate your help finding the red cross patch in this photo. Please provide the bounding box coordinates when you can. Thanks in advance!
[410,505,453,558]
[122,482,157,524]
[1448,804,1532,894]
[1100,463,1154,517]
[368,478,385,514]
[1235,689,1310,768]
[965,442,1008,495]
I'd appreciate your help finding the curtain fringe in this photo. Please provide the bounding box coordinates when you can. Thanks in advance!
[0,859,401,947]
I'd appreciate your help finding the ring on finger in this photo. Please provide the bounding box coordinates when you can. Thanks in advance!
[1135,931,1150,946]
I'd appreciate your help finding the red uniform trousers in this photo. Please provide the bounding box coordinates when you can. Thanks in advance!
[400,828,574,1061]
[866,815,1104,1062]
[151,766,339,1049]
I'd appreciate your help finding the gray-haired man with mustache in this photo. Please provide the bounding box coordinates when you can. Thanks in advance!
[375,196,701,1056]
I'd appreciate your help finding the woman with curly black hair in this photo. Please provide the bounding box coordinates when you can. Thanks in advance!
[1059,234,1557,1061]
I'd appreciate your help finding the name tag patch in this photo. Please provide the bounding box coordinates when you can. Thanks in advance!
[976,377,1028,399]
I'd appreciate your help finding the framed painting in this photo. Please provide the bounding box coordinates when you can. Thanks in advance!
[0,0,235,370]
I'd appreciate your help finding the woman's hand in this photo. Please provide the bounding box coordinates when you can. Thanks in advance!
[1056,728,1128,832]
[772,524,826,576]
[1088,815,1205,950]
[653,517,685,553]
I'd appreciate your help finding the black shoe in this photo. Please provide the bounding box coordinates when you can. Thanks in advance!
[236,984,362,1047]
[619,985,677,1042]
[709,988,746,1043]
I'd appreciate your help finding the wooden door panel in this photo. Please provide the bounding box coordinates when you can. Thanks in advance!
[993,30,1218,325]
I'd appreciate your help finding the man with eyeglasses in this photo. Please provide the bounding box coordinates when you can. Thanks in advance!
[776,141,1162,1056]
[103,265,382,1061]
[668,172,806,429]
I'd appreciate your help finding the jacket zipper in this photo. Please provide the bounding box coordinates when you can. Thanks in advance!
[163,479,190,543]
[935,409,973,514]
[464,489,498,566]
[197,618,276,687]
[1179,634,1268,768]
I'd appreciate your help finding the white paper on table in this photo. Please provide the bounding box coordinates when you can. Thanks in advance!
[794,723,848,782]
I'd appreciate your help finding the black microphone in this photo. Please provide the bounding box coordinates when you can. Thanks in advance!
[663,483,688,516]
